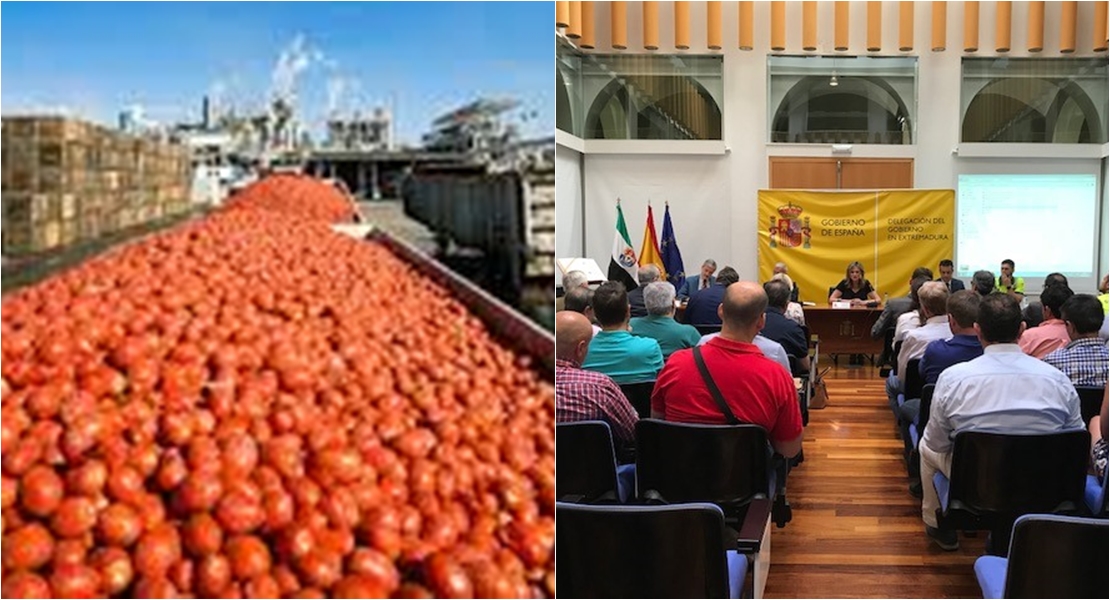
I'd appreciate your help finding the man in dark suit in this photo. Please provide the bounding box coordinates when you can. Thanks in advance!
[677,259,717,300]
[936,259,965,293]
[684,267,739,327]
[628,265,660,318]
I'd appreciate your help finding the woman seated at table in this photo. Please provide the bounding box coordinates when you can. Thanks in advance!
[828,261,881,306]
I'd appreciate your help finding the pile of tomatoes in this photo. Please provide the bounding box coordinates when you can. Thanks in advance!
[1,176,555,598]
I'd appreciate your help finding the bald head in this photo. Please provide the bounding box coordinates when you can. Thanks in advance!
[556,311,594,364]
[719,281,768,341]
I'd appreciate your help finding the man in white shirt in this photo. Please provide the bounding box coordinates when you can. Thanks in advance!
[919,293,1084,551]
[886,282,951,416]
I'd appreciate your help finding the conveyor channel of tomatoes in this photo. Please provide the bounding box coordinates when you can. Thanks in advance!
[1,174,556,598]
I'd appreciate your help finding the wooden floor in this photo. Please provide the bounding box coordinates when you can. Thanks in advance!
[763,361,983,599]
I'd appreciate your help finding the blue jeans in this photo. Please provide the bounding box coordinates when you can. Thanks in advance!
[886,374,903,418]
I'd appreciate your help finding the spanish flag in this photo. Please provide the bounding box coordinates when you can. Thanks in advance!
[639,204,666,279]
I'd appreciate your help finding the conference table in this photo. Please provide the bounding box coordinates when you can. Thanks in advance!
[803,305,885,356]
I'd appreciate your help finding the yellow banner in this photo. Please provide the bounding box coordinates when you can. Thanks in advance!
[758,190,955,303]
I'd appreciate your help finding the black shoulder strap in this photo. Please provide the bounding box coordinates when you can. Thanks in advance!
[692,346,740,425]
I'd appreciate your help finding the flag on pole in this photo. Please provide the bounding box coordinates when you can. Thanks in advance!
[608,201,639,291]
[661,202,686,290]
[639,203,666,279]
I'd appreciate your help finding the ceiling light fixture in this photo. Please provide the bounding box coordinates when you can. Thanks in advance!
[829,73,839,87]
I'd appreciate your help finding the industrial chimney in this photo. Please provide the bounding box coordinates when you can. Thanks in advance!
[202,96,211,130]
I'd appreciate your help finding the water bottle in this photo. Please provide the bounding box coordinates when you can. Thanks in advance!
[883,292,889,306]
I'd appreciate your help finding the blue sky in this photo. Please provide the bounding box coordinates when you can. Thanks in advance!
[2,2,554,145]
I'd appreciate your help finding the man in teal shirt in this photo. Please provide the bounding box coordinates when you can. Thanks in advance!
[631,281,702,361]
[583,281,664,384]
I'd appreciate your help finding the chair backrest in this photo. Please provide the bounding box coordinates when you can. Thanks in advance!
[892,340,903,374]
[635,419,771,514]
[917,383,936,432]
[555,501,731,598]
[948,430,1089,519]
[1002,514,1109,599]
[1075,386,1103,425]
[619,381,655,419]
[556,421,620,503]
[882,327,896,357]
[828,286,836,301]
[903,359,924,401]
[693,324,722,336]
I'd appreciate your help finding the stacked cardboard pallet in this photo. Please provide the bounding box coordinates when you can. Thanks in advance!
[2,116,192,255]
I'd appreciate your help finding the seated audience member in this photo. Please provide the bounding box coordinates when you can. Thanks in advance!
[918,291,984,385]
[829,261,881,306]
[564,286,601,337]
[684,267,740,327]
[886,282,952,414]
[995,258,1025,298]
[772,273,806,326]
[893,276,932,343]
[630,281,701,361]
[773,261,801,303]
[1022,301,1045,330]
[1100,275,1110,342]
[677,259,717,300]
[555,311,639,454]
[563,270,590,291]
[1099,274,1109,312]
[697,332,791,375]
[628,264,660,318]
[1043,294,1109,388]
[873,269,933,366]
[898,291,984,458]
[1018,283,1074,358]
[935,259,965,293]
[556,270,591,311]
[581,281,664,384]
[1044,272,1069,289]
[762,278,811,375]
[919,293,1083,551]
[875,269,933,338]
[1090,388,1107,479]
[971,270,996,297]
[652,281,804,459]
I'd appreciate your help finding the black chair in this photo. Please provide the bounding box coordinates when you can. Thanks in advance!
[973,514,1109,599]
[556,421,624,503]
[788,355,810,428]
[878,328,896,377]
[907,383,936,482]
[908,383,936,455]
[1075,386,1103,425]
[890,340,904,375]
[934,430,1090,555]
[634,419,782,538]
[896,358,924,412]
[619,381,654,419]
[556,501,749,599]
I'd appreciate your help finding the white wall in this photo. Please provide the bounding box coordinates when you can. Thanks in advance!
[555,143,584,285]
[583,154,732,276]
[557,1,1109,286]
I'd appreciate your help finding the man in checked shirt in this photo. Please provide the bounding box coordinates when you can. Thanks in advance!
[555,311,639,457]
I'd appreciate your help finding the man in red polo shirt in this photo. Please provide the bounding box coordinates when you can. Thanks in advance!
[652,281,804,458]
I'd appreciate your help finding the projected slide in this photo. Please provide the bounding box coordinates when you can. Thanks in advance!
[956,174,1098,277]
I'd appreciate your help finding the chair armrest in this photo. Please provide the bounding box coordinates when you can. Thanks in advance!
[736,498,772,553]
